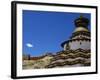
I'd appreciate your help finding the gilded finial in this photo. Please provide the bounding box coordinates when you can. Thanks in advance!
[80,14,84,18]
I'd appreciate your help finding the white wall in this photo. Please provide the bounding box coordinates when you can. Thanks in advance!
[68,40,90,50]
[0,0,99,80]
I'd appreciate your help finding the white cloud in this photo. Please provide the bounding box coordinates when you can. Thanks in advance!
[26,43,33,48]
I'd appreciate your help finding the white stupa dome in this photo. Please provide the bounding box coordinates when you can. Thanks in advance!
[74,26,89,32]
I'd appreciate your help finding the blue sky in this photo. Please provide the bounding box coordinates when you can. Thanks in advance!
[23,10,91,57]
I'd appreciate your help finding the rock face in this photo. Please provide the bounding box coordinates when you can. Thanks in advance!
[23,53,54,69]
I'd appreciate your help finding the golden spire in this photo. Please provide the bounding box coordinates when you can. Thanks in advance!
[79,14,84,18]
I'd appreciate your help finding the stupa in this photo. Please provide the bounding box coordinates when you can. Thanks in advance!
[61,15,90,51]
[46,15,91,68]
